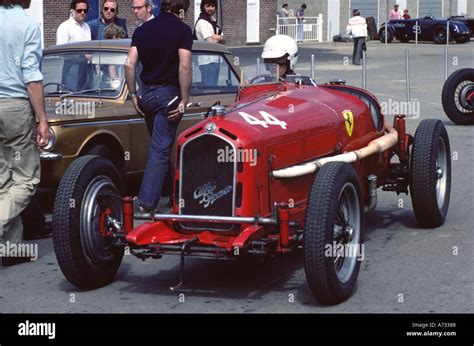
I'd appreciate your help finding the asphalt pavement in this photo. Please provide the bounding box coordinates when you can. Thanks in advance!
[1,40,473,313]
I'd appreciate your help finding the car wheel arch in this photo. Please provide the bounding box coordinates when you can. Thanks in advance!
[79,132,126,170]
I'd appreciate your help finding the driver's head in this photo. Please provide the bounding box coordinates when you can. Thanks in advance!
[261,35,298,78]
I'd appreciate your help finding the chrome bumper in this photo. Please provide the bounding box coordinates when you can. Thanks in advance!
[39,152,63,160]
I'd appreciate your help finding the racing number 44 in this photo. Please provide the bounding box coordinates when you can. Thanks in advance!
[238,111,288,129]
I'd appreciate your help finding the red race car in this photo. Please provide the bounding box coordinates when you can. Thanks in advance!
[52,72,451,305]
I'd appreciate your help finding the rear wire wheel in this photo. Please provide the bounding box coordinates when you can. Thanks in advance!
[304,162,364,305]
[410,120,451,228]
[441,68,474,125]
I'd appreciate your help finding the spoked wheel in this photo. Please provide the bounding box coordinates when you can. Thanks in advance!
[53,155,124,289]
[410,120,451,228]
[304,162,364,305]
[378,27,393,43]
[434,27,448,43]
[442,68,474,125]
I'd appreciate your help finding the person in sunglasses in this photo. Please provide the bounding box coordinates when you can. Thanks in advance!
[56,0,91,44]
[87,0,128,40]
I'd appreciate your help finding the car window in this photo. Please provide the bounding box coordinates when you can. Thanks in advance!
[191,53,239,95]
[42,50,127,98]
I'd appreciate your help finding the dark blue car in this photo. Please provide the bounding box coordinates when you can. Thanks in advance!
[378,16,471,44]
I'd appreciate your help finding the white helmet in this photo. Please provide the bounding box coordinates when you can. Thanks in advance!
[261,35,299,71]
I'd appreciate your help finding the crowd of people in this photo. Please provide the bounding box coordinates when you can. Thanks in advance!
[56,0,155,45]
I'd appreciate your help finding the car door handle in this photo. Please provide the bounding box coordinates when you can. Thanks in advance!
[187,102,202,108]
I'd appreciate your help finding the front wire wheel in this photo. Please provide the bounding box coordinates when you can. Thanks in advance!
[304,162,364,305]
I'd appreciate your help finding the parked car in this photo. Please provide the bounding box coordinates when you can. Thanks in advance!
[52,67,451,305]
[378,16,471,44]
[442,68,474,124]
[447,15,474,36]
[39,39,241,194]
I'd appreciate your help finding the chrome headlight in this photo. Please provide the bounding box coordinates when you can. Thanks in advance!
[42,127,56,151]
[452,24,459,32]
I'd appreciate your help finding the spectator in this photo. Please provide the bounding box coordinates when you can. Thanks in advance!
[87,0,128,40]
[133,0,154,24]
[402,9,411,19]
[0,0,50,265]
[104,23,127,39]
[279,3,290,19]
[296,3,306,43]
[278,4,290,35]
[346,9,367,65]
[104,24,126,80]
[125,0,192,213]
[389,4,401,20]
[193,0,223,86]
[56,0,91,45]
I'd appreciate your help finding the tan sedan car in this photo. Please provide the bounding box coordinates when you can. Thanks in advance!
[39,39,241,193]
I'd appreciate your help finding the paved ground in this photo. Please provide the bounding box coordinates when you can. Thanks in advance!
[1,40,473,313]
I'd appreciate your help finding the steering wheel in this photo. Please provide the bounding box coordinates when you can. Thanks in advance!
[248,74,278,85]
[43,82,74,93]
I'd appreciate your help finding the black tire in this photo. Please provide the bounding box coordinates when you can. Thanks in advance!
[433,27,447,44]
[410,120,451,228]
[454,38,468,44]
[441,68,474,125]
[53,155,124,289]
[378,27,393,43]
[304,162,364,305]
[399,33,410,43]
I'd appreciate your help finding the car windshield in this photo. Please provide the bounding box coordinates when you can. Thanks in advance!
[240,62,280,86]
[42,50,127,98]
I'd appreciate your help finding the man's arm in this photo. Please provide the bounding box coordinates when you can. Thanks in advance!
[168,48,192,122]
[22,24,50,147]
[26,82,50,147]
[124,46,144,116]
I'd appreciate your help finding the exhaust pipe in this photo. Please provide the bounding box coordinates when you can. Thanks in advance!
[272,122,398,179]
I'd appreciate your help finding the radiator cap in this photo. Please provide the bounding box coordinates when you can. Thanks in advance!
[211,104,226,116]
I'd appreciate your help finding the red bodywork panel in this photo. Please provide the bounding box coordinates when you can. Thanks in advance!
[126,82,392,253]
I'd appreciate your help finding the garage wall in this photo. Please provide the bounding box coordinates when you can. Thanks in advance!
[418,0,443,17]
[350,0,378,25]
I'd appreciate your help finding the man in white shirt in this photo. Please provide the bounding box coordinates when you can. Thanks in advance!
[193,0,223,86]
[346,9,367,65]
[56,0,91,45]
[133,0,154,24]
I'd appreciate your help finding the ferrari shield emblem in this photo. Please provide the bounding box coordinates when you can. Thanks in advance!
[343,110,354,137]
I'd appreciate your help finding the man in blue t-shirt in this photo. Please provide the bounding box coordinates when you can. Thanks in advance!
[125,0,192,213]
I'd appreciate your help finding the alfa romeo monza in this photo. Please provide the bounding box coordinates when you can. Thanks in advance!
[52,64,452,305]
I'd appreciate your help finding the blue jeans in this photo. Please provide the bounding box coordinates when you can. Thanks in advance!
[199,63,220,86]
[138,84,180,210]
[297,23,304,41]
